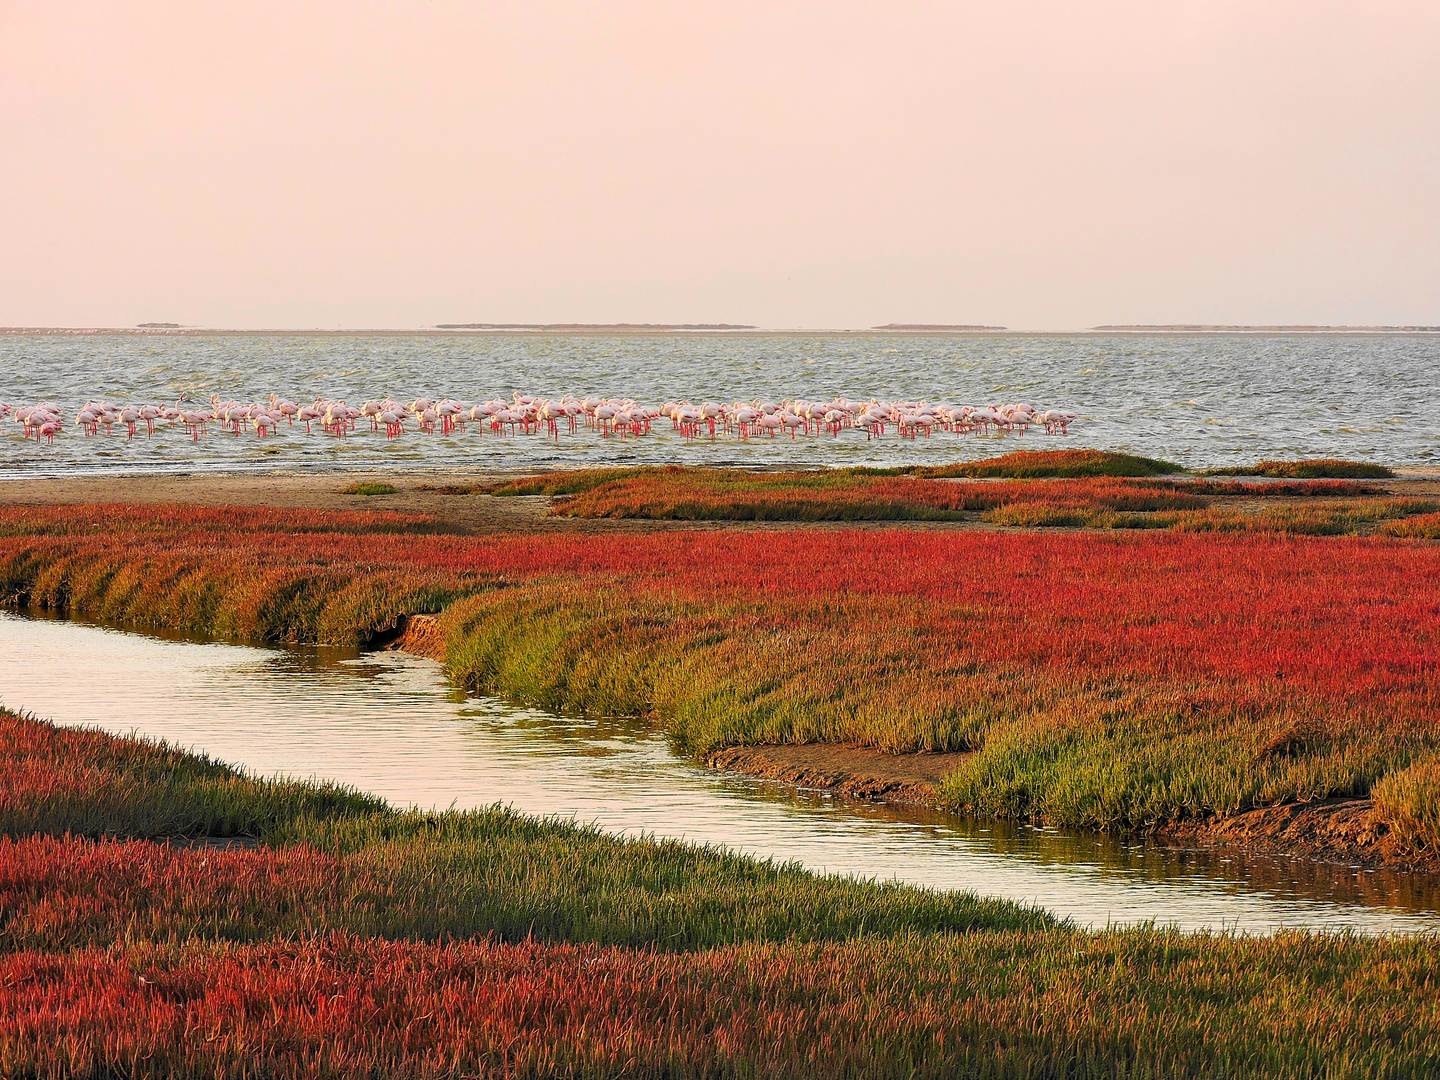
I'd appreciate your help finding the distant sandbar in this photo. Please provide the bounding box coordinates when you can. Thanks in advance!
[1091,324,1440,333]
[870,323,1007,331]
[434,322,757,331]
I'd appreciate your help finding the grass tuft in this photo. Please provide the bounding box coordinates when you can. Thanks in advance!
[1207,459,1395,479]
[1384,511,1440,539]
[340,482,400,496]
[1372,755,1440,849]
[912,449,1186,478]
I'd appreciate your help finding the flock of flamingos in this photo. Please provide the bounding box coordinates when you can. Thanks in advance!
[1,395,1077,445]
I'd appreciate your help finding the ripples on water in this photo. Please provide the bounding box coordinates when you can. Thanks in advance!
[2,609,1437,936]
[1,332,1435,476]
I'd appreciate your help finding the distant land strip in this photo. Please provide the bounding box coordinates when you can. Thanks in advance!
[434,323,757,331]
[5,323,1437,336]
[0,325,763,336]
[1091,324,1440,332]
[871,324,1007,331]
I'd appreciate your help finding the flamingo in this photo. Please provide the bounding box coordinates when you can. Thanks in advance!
[6,388,1076,450]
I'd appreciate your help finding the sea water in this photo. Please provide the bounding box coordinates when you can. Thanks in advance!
[1,330,1435,476]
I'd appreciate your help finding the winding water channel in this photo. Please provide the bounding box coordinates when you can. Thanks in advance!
[3,608,1438,936]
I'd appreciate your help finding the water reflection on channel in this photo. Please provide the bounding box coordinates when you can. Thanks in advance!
[2,608,1438,935]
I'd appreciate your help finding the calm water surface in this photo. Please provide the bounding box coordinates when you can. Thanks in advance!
[3,609,1437,936]
[1,331,1436,475]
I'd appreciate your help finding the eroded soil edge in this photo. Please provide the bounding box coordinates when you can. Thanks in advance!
[705,744,972,807]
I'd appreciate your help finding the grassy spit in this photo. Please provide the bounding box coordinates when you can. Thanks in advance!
[2,503,1439,848]
[4,709,1440,1078]
[483,451,1418,533]
[495,466,1428,533]
[545,473,1214,522]
[491,449,1189,489]
[1205,459,1396,479]
[909,448,1186,477]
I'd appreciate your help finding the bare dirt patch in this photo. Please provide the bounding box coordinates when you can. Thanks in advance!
[390,613,448,661]
[1161,798,1440,875]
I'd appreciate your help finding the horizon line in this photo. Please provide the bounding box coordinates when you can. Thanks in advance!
[4,323,1440,336]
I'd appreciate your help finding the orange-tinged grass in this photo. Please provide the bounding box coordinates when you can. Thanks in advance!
[1385,511,1440,539]
[1373,755,1440,850]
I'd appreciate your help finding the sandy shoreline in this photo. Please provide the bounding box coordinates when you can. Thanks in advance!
[0,471,985,535]
[2,468,1438,536]
[0,469,556,533]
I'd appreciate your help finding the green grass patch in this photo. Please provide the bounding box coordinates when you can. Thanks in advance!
[983,498,1439,535]
[912,449,1186,478]
[340,482,400,496]
[851,449,1184,478]
[1207,459,1395,479]
[0,710,381,840]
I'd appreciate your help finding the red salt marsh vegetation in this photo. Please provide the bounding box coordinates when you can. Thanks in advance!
[8,932,1440,1079]
[4,709,1440,1079]
[3,496,1439,851]
[6,467,1440,1077]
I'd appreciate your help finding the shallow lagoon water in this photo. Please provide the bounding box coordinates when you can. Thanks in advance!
[3,609,1438,936]
[2,331,1437,476]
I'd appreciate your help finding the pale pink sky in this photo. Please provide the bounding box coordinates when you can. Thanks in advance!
[4,1,1438,330]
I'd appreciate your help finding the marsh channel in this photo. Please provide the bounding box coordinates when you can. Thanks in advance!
[3,608,1438,936]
